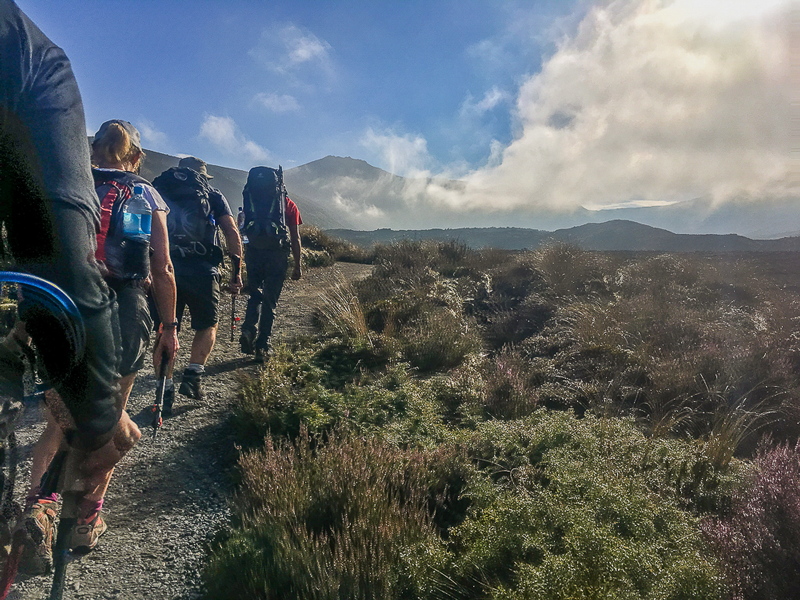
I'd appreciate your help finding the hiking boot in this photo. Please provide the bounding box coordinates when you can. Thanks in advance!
[239,330,255,355]
[162,386,175,418]
[69,511,107,554]
[179,369,205,401]
[254,348,266,364]
[17,500,56,575]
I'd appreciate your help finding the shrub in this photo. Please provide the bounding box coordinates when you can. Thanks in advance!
[203,430,461,600]
[445,411,731,599]
[701,441,800,600]
[300,225,371,263]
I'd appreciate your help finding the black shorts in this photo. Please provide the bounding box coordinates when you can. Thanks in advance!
[173,258,221,331]
[109,281,152,377]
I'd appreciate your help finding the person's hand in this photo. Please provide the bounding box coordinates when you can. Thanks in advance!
[153,326,179,372]
[291,265,302,280]
[229,274,243,295]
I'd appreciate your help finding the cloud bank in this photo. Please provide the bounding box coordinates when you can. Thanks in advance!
[385,0,792,218]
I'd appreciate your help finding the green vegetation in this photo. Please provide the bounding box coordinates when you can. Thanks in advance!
[205,239,800,599]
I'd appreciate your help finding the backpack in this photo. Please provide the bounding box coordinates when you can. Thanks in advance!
[242,166,289,251]
[93,168,151,280]
[152,167,222,263]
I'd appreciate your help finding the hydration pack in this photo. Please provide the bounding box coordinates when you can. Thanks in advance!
[242,166,289,251]
[93,169,151,280]
[152,167,222,263]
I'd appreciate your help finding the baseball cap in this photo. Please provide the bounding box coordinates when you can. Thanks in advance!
[93,120,142,152]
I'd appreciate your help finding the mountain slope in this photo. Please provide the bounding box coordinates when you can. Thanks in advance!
[327,220,800,252]
[137,150,352,229]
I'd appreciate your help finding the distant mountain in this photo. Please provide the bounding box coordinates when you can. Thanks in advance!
[132,149,798,238]
[137,150,352,229]
[327,220,800,253]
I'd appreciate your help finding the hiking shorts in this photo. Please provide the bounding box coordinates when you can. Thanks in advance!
[173,258,221,331]
[110,281,152,377]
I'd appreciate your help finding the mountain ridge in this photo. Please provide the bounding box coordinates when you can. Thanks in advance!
[132,147,799,241]
[326,220,800,252]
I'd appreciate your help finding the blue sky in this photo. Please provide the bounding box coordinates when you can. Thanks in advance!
[15,0,792,222]
[18,0,579,172]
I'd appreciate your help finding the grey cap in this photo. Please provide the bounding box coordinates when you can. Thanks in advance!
[93,120,142,152]
[178,156,214,179]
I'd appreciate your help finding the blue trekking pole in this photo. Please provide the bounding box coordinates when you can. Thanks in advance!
[0,272,85,600]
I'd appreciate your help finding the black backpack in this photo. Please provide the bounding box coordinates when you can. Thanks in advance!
[242,166,289,250]
[153,167,221,262]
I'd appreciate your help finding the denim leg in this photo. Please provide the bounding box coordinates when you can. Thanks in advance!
[256,267,286,350]
[242,247,288,349]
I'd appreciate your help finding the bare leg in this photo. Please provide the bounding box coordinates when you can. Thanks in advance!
[189,325,217,366]
[27,372,139,504]
[77,373,139,502]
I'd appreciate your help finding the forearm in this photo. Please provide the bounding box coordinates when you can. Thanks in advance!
[292,238,302,268]
[150,268,177,324]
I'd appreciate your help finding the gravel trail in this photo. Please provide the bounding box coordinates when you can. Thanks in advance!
[8,261,372,600]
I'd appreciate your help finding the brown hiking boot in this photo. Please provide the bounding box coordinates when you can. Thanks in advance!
[17,500,56,575]
[69,510,107,554]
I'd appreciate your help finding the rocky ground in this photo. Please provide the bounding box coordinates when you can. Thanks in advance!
[8,261,372,600]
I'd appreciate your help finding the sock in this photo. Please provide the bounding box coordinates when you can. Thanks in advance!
[27,487,58,506]
[186,363,205,374]
[79,497,104,522]
[165,378,174,391]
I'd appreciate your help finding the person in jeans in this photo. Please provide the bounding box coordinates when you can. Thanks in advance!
[240,187,302,363]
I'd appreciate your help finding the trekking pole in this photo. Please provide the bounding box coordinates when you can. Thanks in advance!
[231,294,240,342]
[151,351,169,439]
[230,254,241,343]
[48,448,84,600]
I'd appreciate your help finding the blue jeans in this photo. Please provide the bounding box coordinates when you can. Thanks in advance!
[242,247,289,350]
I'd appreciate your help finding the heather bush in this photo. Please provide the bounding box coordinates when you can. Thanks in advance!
[701,441,800,600]
[482,347,540,419]
[204,430,463,600]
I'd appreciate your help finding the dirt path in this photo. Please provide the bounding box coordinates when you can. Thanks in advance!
[9,261,372,600]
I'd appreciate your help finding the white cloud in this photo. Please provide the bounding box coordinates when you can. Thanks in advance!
[253,92,300,113]
[360,128,432,179]
[136,119,169,150]
[199,115,271,166]
[249,23,333,76]
[431,0,793,213]
[460,87,512,117]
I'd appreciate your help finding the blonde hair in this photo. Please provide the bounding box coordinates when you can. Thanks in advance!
[91,122,145,171]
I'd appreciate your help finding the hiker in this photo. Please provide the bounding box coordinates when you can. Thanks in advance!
[19,119,180,571]
[152,156,243,411]
[0,0,157,572]
[239,166,302,363]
